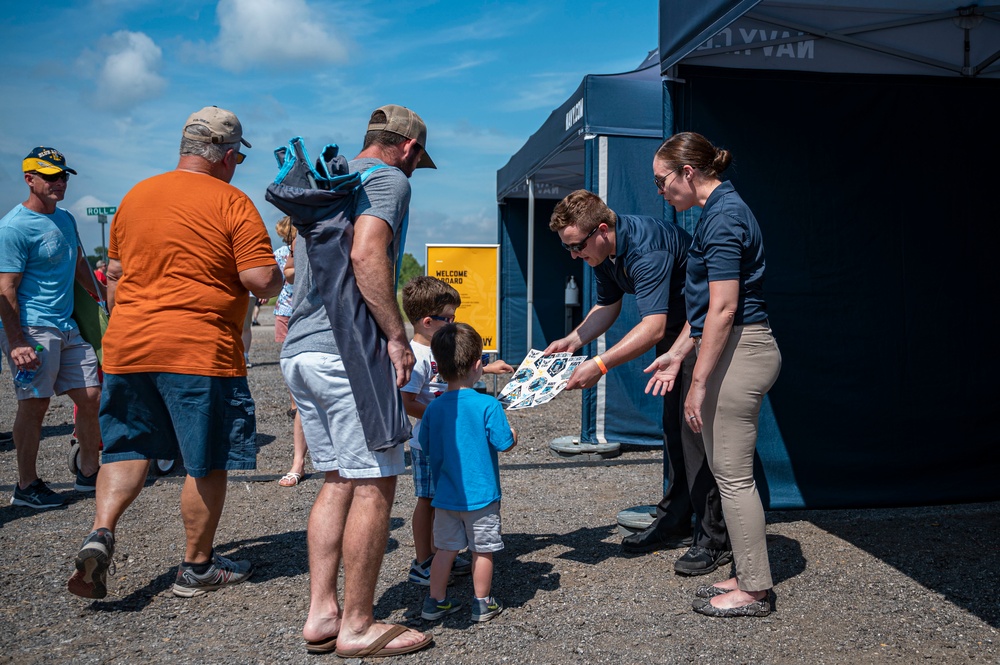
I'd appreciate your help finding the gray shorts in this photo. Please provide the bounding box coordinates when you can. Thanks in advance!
[1,326,100,399]
[280,351,405,479]
[433,502,504,553]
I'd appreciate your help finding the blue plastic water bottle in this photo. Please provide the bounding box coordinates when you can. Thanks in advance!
[13,344,44,393]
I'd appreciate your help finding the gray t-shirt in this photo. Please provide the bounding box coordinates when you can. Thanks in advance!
[281,157,411,358]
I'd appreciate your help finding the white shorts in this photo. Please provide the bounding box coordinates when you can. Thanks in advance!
[280,351,405,479]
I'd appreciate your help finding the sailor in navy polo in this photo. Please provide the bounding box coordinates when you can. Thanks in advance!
[544,189,731,576]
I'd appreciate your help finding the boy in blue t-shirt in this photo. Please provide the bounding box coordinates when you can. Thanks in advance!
[400,277,512,586]
[418,323,517,623]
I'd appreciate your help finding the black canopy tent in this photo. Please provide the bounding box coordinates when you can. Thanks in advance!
[657,1,1000,507]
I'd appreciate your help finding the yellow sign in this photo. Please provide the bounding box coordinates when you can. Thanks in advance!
[426,244,499,352]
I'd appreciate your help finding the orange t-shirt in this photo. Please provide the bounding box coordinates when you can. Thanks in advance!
[103,171,276,376]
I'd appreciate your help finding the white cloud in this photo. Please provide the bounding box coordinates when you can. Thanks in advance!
[84,31,166,110]
[214,0,348,72]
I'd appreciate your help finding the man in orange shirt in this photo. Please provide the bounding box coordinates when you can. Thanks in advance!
[67,106,282,601]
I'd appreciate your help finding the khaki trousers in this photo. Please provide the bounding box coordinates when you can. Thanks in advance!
[698,322,781,592]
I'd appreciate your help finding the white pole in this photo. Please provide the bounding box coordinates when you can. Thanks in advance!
[526,177,535,351]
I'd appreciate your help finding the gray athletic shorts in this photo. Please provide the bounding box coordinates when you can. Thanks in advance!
[280,351,405,479]
[433,502,504,553]
[1,326,100,400]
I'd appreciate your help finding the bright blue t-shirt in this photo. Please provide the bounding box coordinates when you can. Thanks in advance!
[0,204,80,331]
[418,388,515,511]
[685,181,768,337]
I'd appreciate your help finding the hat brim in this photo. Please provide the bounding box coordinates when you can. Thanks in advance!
[23,158,77,176]
[417,151,436,169]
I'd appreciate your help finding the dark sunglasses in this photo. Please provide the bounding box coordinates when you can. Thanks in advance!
[235,152,247,165]
[32,171,70,183]
[429,315,455,323]
[561,225,599,253]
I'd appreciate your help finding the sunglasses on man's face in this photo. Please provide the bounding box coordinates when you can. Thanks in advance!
[429,315,455,323]
[32,171,69,183]
[561,225,599,253]
[235,152,247,165]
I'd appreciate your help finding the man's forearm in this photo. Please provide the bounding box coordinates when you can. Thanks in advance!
[570,302,623,350]
[601,314,667,369]
[0,278,26,347]
[353,254,406,342]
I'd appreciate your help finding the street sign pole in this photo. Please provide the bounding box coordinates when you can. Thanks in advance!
[86,207,116,263]
[97,214,107,263]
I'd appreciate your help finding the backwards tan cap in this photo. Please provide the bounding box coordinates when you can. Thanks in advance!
[367,105,435,169]
[182,106,251,148]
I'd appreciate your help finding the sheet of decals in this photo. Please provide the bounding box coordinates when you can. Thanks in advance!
[498,350,587,410]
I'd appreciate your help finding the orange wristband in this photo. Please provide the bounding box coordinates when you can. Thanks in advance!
[593,355,608,375]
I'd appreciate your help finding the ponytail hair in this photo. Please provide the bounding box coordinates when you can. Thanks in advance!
[654,132,732,178]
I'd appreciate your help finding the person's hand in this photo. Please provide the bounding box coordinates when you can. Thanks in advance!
[565,359,603,391]
[388,338,415,388]
[543,336,576,355]
[643,352,682,396]
[9,342,40,372]
[509,426,518,448]
[484,359,514,374]
[684,383,707,434]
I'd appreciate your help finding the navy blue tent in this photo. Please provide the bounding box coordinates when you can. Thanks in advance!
[656,1,1000,508]
[496,51,674,447]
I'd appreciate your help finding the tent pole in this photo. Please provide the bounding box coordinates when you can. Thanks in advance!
[526,177,535,351]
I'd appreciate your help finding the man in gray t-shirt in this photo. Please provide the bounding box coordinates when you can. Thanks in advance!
[280,105,436,658]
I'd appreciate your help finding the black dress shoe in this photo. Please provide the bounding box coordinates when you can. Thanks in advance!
[691,592,772,617]
[673,546,733,576]
[0,431,12,443]
[622,525,693,554]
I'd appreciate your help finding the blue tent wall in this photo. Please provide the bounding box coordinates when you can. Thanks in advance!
[669,66,1000,508]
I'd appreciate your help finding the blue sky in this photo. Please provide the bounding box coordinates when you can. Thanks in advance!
[0,1,657,260]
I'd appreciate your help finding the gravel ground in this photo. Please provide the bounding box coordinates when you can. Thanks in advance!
[1,307,998,664]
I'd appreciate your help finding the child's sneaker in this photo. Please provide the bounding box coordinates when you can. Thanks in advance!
[471,596,503,622]
[172,552,253,597]
[68,528,115,599]
[452,553,472,576]
[421,595,462,620]
[408,555,457,586]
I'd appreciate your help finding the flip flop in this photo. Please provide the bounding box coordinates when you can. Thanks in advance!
[278,472,303,487]
[334,624,433,658]
[305,635,337,654]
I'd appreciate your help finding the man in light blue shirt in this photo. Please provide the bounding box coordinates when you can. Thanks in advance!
[0,147,104,509]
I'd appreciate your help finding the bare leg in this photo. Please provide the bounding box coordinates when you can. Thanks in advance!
[471,552,494,599]
[67,386,101,477]
[288,411,306,477]
[334,475,429,653]
[412,497,435,563]
[429,548,457,600]
[302,471,352,642]
[92,459,151,531]
[12,397,48,488]
[180,470,228,564]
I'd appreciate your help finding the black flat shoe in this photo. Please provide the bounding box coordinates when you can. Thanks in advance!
[692,592,773,618]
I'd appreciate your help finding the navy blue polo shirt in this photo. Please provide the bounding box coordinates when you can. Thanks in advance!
[685,181,768,337]
[593,213,691,321]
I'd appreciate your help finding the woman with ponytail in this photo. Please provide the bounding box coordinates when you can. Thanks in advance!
[645,132,782,617]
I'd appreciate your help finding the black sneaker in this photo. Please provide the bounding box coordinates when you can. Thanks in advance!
[622,524,693,554]
[673,546,733,576]
[11,478,65,509]
[68,528,116,599]
[172,552,253,597]
[74,468,98,493]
